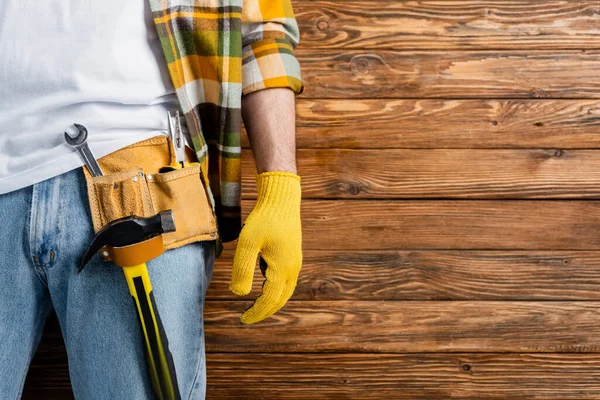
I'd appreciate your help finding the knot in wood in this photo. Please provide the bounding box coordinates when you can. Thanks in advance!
[348,185,360,196]
[350,56,374,76]
[335,180,364,196]
[531,88,549,98]
[316,18,329,31]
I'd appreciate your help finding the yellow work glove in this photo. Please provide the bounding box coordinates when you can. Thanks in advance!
[230,171,302,324]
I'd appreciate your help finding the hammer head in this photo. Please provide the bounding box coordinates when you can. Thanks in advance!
[78,210,176,273]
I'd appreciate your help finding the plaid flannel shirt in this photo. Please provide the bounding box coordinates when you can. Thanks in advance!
[148,0,304,245]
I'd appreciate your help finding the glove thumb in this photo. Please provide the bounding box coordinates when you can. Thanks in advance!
[230,232,260,296]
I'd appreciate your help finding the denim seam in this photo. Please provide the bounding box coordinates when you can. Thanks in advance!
[186,336,204,400]
[54,179,66,269]
[188,241,214,400]
[27,183,37,267]
[27,186,49,288]
[187,242,207,400]
[187,284,205,399]
[16,297,50,400]
[42,173,64,270]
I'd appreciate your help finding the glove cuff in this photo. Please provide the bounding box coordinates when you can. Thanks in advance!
[255,171,302,219]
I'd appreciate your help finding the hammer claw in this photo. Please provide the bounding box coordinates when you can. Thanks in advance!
[78,210,176,273]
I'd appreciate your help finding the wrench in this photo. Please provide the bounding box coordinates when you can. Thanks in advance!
[64,123,104,177]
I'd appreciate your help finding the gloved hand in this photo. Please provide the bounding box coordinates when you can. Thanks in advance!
[230,171,302,324]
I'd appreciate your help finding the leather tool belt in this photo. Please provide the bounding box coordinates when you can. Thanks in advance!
[81,135,218,262]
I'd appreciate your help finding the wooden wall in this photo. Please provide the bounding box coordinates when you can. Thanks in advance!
[23,1,600,398]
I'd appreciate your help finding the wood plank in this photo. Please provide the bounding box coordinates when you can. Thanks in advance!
[22,312,72,399]
[25,347,600,399]
[22,367,72,400]
[207,353,600,399]
[241,149,600,199]
[297,50,600,98]
[22,388,72,400]
[205,301,600,353]
[243,199,600,250]
[297,1,600,51]
[207,250,600,301]
[285,99,600,149]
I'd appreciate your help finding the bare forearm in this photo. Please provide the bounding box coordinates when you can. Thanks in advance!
[241,88,297,174]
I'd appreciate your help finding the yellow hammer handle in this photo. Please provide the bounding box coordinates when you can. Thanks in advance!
[122,263,181,400]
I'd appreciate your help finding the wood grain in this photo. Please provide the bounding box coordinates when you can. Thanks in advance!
[22,313,72,399]
[286,99,600,149]
[205,301,600,353]
[297,50,600,98]
[207,353,600,399]
[297,1,600,51]
[25,337,600,400]
[244,199,600,250]
[207,249,600,301]
[241,148,600,199]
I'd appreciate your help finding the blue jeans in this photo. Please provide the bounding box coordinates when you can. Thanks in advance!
[0,167,215,399]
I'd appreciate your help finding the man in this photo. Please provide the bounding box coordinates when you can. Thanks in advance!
[0,0,303,398]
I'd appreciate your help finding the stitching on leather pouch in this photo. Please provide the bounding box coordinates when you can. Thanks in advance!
[141,175,155,216]
[83,167,103,232]
[92,180,104,229]
[92,168,149,228]
[147,164,217,249]
[129,136,168,148]
[153,164,200,182]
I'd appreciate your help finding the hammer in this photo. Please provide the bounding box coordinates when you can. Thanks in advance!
[79,210,181,400]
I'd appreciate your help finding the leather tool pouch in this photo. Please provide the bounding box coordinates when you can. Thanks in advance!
[82,135,218,258]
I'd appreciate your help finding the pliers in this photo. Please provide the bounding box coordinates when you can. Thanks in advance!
[161,111,192,172]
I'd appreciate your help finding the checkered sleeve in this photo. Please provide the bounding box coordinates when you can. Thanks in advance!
[241,0,304,96]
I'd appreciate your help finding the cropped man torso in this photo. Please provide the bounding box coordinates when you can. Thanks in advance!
[0,0,304,398]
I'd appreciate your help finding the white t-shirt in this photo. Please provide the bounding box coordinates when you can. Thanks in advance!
[0,0,181,194]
